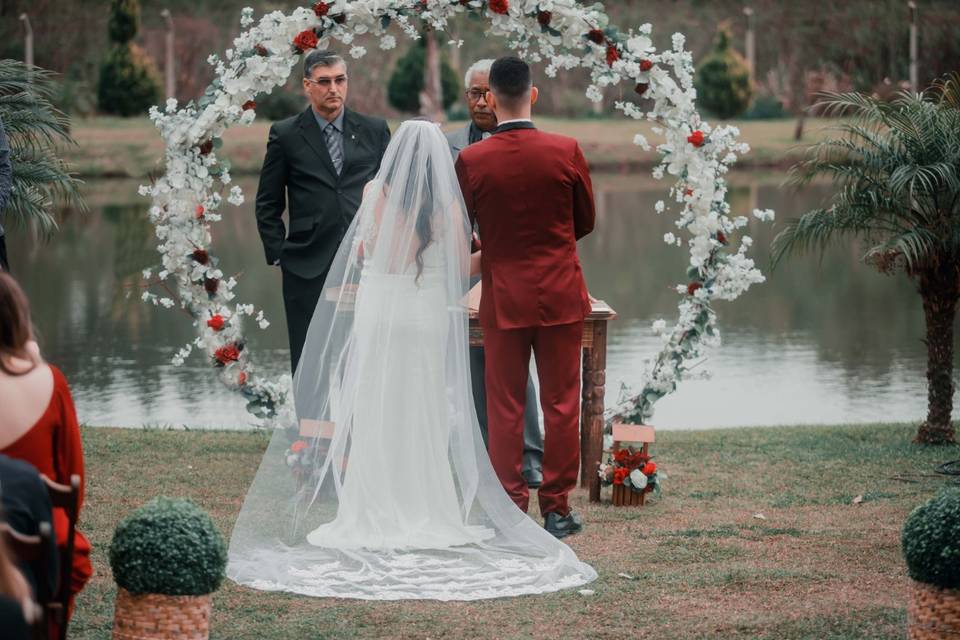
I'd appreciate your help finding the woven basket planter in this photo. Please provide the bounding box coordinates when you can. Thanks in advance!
[908,581,960,639]
[611,483,645,507]
[113,587,211,640]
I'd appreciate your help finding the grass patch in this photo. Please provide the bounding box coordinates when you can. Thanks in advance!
[63,116,840,179]
[67,422,957,638]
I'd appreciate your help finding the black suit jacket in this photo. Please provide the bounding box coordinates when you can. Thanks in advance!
[255,107,390,279]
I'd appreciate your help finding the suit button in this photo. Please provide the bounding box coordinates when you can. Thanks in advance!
[337,189,343,195]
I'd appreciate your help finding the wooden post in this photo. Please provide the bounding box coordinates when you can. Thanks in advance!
[19,14,33,71]
[743,7,755,87]
[580,321,607,502]
[908,1,918,92]
[161,9,176,101]
[420,30,445,123]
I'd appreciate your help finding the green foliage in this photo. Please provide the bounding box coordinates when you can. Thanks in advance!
[98,44,162,117]
[254,87,306,121]
[109,497,227,596]
[743,93,785,120]
[902,489,960,588]
[387,38,460,114]
[694,24,752,120]
[0,60,85,237]
[108,0,140,45]
[772,84,960,275]
[98,0,160,116]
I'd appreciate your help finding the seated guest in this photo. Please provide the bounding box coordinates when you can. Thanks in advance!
[0,455,57,599]
[0,272,92,619]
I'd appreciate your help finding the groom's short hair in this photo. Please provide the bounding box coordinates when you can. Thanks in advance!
[304,50,346,78]
[489,57,531,108]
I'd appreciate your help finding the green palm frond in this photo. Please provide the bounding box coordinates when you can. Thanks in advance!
[0,59,85,238]
[774,87,960,278]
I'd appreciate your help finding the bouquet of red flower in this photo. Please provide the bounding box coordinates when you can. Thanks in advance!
[598,446,662,496]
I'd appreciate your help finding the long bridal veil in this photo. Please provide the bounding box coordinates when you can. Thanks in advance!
[227,120,596,600]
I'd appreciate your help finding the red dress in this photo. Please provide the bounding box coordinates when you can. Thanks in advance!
[1,365,93,616]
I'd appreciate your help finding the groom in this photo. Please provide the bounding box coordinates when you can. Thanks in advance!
[455,57,596,538]
[255,50,391,372]
[446,58,544,490]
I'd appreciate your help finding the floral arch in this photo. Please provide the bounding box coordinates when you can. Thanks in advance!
[138,0,772,428]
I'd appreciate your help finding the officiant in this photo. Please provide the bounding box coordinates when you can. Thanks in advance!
[446,59,544,490]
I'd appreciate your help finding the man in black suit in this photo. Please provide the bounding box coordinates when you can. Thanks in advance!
[255,50,390,372]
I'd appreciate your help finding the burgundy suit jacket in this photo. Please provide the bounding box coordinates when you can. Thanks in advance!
[455,122,596,329]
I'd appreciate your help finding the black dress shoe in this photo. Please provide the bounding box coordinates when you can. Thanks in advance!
[524,469,543,489]
[544,511,583,539]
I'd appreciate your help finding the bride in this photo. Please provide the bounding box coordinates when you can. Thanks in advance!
[227,120,596,600]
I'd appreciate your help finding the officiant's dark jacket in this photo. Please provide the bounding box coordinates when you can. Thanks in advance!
[255,106,390,371]
[255,107,390,279]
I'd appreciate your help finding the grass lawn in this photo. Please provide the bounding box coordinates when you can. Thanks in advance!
[68,422,959,639]
[65,115,832,179]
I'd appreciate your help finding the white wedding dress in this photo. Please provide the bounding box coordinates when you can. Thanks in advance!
[227,120,596,600]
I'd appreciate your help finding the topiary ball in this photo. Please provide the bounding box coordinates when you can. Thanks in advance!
[902,489,960,589]
[109,497,227,596]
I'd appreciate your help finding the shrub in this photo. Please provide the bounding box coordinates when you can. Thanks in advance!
[743,93,785,120]
[694,23,752,120]
[902,489,960,589]
[387,37,460,113]
[255,87,307,121]
[109,497,227,596]
[97,0,161,116]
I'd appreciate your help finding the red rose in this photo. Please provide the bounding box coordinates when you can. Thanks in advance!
[613,467,629,485]
[255,44,269,57]
[204,277,220,295]
[537,10,552,26]
[613,449,629,464]
[293,29,319,53]
[642,462,657,476]
[687,130,705,147]
[717,231,727,244]
[192,249,209,265]
[687,282,703,296]
[587,29,605,44]
[290,440,309,453]
[195,204,205,219]
[634,82,649,96]
[683,188,694,197]
[639,59,654,72]
[214,344,240,365]
[606,45,620,66]
[207,314,225,331]
[242,100,256,111]
[488,0,508,15]
[198,140,214,155]
[313,1,329,17]
[238,371,247,386]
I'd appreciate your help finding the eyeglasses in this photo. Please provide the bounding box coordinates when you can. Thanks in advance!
[465,89,489,102]
[306,75,349,88]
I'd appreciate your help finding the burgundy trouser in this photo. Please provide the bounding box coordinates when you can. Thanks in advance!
[483,321,583,516]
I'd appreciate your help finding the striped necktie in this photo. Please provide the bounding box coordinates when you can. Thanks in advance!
[324,123,343,175]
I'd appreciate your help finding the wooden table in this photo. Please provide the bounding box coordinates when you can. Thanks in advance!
[468,298,618,503]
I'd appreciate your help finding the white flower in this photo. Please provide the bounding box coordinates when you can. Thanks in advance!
[652,319,667,334]
[228,186,245,206]
[632,133,650,150]
[663,232,676,245]
[655,200,665,214]
[380,35,397,50]
[349,46,367,59]
[585,85,603,103]
[628,469,648,489]
[752,208,775,222]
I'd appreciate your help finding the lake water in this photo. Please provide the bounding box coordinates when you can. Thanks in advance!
[7,172,955,430]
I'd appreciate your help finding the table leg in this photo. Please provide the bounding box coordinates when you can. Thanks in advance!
[580,321,607,502]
